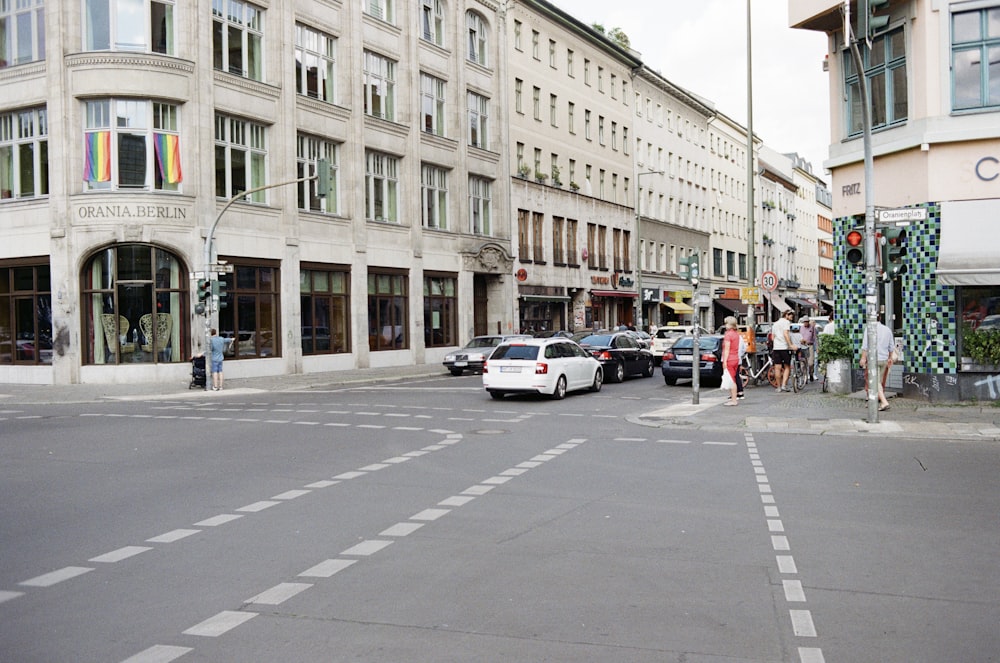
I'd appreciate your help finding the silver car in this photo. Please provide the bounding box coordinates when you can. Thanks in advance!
[443,334,532,375]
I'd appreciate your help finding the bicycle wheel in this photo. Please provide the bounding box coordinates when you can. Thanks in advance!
[793,361,807,392]
[766,364,779,388]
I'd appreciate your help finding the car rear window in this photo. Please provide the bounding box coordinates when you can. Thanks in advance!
[576,334,612,346]
[672,337,721,351]
[491,345,539,360]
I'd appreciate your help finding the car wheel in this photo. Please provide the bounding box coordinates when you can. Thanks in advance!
[488,390,504,400]
[449,368,464,376]
[664,376,677,386]
[551,375,567,400]
[611,361,625,383]
[590,367,603,392]
[642,358,654,377]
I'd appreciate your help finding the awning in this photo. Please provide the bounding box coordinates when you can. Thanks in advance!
[821,299,835,308]
[936,200,1000,286]
[590,290,637,298]
[661,301,694,313]
[786,297,814,309]
[767,293,791,312]
[519,294,571,302]
[714,298,745,314]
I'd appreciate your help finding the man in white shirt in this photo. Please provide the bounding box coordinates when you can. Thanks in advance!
[860,319,895,411]
[770,310,797,392]
[820,312,836,336]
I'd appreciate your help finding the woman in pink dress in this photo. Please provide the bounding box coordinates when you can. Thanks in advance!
[722,316,740,406]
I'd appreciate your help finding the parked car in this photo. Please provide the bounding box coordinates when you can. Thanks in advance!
[661,334,724,386]
[482,337,603,400]
[533,329,574,339]
[650,324,711,364]
[625,329,652,349]
[443,334,532,375]
[574,331,655,382]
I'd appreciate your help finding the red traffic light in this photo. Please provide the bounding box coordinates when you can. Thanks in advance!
[845,228,865,266]
[846,230,863,247]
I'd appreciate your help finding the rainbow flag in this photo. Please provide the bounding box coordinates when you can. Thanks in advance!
[83,131,111,182]
[154,133,183,184]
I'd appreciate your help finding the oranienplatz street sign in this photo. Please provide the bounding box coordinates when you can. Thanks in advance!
[877,208,927,223]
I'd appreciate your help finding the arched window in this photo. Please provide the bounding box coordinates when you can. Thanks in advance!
[81,245,187,365]
[466,11,488,67]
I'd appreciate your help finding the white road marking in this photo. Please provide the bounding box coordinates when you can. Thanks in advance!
[756,475,769,483]
[382,456,411,464]
[768,519,785,532]
[402,451,429,457]
[357,424,385,429]
[481,476,513,485]
[764,506,780,517]
[359,463,390,471]
[245,582,313,605]
[777,555,798,574]
[183,610,256,637]
[783,579,807,602]
[615,437,646,442]
[531,454,556,462]
[341,540,393,556]
[517,461,543,468]
[772,536,790,551]
[235,500,280,513]
[0,590,24,604]
[119,644,192,663]
[392,426,423,431]
[439,495,476,507]
[333,471,366,480]
[380,522,425,537]
[704,441,738,446]
[657,439,692,444]
[304,480,339,489]
[462,485,495,496]
[759,484,773,493]
[500,468,528,476]
[21,566,94,587]
[798,647,826,662]
[754,467,767,474]
[299,559,356,578]
[324,422,349,427]
[272,489,311,500]
[790,609,817,637]
[410,508,450,521]
[422,445,446,451]
[147,529,200,543]
[543,448,568,455]
[292,421,319,426]
[89,546,152,563]
[194,514,243,527]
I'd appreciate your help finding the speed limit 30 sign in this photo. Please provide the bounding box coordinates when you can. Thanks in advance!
[761,271,778,292]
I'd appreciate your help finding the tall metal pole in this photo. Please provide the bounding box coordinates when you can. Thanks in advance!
[848,5,881,423]
[634,169,664,330]
[745,0,757,335]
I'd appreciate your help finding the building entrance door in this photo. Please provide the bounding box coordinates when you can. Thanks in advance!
[473,275,488,336]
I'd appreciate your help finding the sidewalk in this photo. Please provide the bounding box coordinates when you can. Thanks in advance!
[2,367,998,441]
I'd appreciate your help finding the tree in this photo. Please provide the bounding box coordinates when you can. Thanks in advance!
[591,23,631,50]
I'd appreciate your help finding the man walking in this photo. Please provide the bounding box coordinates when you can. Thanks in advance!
[771,310,797,392]
[799,316,817,381]
[860,317,895,411]
[209,328,226,391]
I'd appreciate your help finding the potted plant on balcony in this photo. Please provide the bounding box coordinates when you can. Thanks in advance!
[534,170,548,183]
[818,328,853,394]
[570,181,580,192]
[551,165,562,187]
[517,164,530,179]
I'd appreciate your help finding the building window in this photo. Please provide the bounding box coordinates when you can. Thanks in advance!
[845,26,907,135]
[531,29,539,59]
[421,163,448,230]
[368,271,407,351]
[549,39,556,68]
[420,73,446,136]
[532,86,540,121]
[217,261,279,360]
[466,11,488,67]
[83,0,173,55]
[212,0,262,79]
[301,265,350,355]
[424,275,457,348]
[597,225,607,270]
[611,121,617,150]
[713,248,723,277]
[1,107,48,200]
[514,78,523,114]
[363,50,396,121]
[567,102,575,133]
[552,216,565,264]
[2,0,44,65]
[467,91,489,149]
[214,112,264,201]
[421,0,444,46]
[295,24,336,104]
[598,116,605,145]
[622,126,629,155]
[597,66,604,92]
[296,134,338,214]
[532,212,545,262]
[0,261,51,365]
[613,228,623,271]
[517,209,530,260]
[952,7,1000,110]
[587,223,597,269]
[566,218,578,266]
[513,19,521,51]
[584,58,590,85]
[549,94,558,127]
[81,245,188,365]
[85,100,182,192]
[469,175,491,235]
[365,151,399,223]
[364,0,394,24]
[567,49,574,76]
[585,110,591,140]
[610,73,617,99]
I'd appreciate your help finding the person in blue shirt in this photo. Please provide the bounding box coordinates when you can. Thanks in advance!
[209,328,226,391]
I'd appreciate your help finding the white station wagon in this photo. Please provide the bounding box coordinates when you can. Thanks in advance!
[482,338,603,400]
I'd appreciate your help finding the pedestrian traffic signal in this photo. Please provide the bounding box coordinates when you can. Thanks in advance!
[680,255,700,285]
[212,278,229,309]
[882,226,907,280]
[845,227,865,267]
[195,278,211,314]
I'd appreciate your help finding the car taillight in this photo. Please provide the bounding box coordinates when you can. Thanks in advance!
[482,362,488,373]
[701,353,717,362]
[535,362,548,374]
[598,351,612,360]
[664,352,675,361]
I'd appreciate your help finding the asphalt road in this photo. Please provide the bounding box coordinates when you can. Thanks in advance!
[1,373,997,662]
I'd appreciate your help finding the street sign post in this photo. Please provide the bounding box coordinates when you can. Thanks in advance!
[761,271,778,292]
[877,208,927,224]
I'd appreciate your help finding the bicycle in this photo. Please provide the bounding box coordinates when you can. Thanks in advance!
[738,352,779,388]
[788,348,808,393]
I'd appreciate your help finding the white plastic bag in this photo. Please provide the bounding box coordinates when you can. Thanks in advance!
[720,369,734,391]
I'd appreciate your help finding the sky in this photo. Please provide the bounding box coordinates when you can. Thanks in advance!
[549,0,832,178]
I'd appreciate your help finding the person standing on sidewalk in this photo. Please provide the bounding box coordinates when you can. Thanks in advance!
[799,317,817,381]
[771,310,797,392]
[721,317,741,406]
[209,328,226,391]
[860,318,895,411]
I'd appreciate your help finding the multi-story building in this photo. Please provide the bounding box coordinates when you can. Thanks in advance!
[0,0,513,385]
[757,147,799,320]
[816,181,834,308]
[506,0,640,334]
[786,152,822,315]
[792,0,1000,401]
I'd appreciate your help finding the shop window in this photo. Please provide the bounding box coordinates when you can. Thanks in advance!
[300,266,349,355]
[0,261,51,365]
[424,274,456,348]
[81,245,186,365]
[216,261,280,359]
[959,286,1000,368]
[368,271,408,351]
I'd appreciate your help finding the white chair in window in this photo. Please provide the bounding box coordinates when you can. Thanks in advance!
[139,313,172,356]
[101,314,134,354]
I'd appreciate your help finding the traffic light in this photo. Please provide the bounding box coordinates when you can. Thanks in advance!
[212,278,229,309]
[882,226,907,280]
[195,278,211,315]
[680,255,700,285]
[845,227,865,267]
[858,0,891,40]
[316,158,330,198]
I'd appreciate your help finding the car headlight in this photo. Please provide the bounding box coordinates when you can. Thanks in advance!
[444,354,456,362]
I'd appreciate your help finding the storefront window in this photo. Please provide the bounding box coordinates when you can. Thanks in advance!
[217,261,280,359]
[368,271,407,351]
[424,274,456,347]
[81,245,185,364]
[0,261,51,365]
[301,265,349,355]
[959,286,1000,366]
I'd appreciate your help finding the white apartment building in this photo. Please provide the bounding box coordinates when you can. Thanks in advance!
[506,0,640,333]
[0,0,513,385]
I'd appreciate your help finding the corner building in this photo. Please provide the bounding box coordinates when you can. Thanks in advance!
[0,0,513,384]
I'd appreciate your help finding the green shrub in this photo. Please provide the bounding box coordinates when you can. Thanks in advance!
[818,329,853,364]
[963,324,1000,365]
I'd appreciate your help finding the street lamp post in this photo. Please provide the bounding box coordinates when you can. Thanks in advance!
[634,169,664,330]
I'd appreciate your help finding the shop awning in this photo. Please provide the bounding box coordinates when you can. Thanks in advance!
[767,293,791,312]
[821,299,835,308]
[590,290,637,298]
[519,294,571,302]
[786,297,814,309]
[661,301,694,313]
[714,298,745,313]
[936,200,1000,286]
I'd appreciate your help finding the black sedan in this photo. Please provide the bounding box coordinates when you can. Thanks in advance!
[574,331,655,382]
[661,334,725,386]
